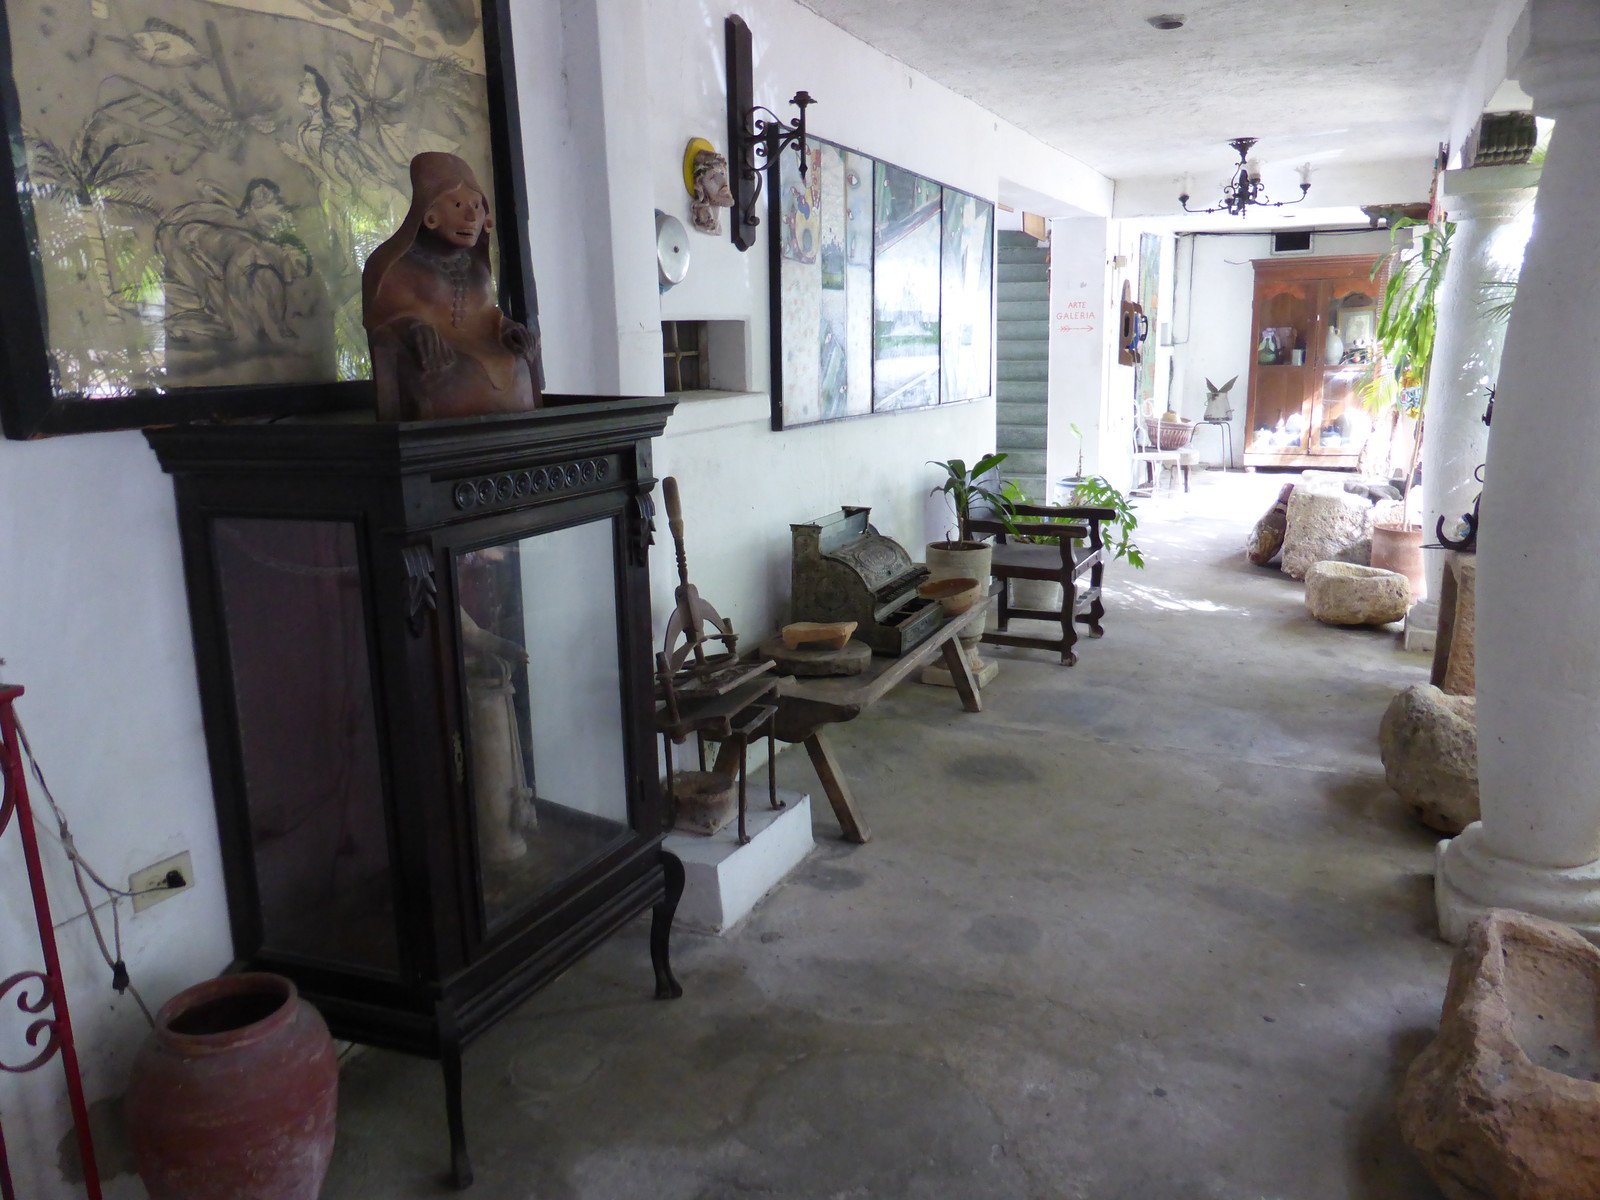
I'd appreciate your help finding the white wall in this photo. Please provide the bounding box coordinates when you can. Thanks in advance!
[0,0,1110,1193]
[1167,229,1397,469]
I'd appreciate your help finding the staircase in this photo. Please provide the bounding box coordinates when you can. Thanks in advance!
[995,231,1050,500]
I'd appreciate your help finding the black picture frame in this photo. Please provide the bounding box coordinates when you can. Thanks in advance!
[768,135,993,432]
[0,0,537,439]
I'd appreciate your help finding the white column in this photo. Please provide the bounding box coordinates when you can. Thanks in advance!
[1437,0,1600,941]
[1404,166,1538,651]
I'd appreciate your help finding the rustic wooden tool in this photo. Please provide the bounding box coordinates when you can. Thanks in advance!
[654,477,779,843]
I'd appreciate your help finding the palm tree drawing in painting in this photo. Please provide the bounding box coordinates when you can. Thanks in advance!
[27,117,160,317]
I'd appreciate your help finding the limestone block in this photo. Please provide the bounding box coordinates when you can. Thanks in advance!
[1304,561,1411,625]
[1245,483,1294,566]
[1281,487,1374,579]
[1433,558,1476,696]
[1379,685,1478,833]
[1398,909,1600,1200]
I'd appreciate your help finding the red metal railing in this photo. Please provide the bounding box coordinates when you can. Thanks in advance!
[0,684,102,1200]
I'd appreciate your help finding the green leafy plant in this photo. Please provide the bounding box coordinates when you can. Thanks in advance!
[1359,218,1454,493]
[928,452,1011,542]
[998,477,1145,568]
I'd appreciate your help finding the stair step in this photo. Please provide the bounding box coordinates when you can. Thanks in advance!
[997,231,1045,247]
[996,264,1048,285]
[996,379,1047,403]
[997,282,1048,303]
[997,299,1049,322]
[998,425,1047,450]
[997,363,1048,383]
[1004,475,1047,502]
[996,359,1049,382]
[1002,450,1047,475]
[997,400,1047,423]
[997,248,1047,267]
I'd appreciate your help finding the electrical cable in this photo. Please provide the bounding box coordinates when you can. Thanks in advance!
[14,717,155,1028]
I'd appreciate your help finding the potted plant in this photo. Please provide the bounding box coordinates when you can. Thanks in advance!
[996,475,1145,610]
[1360,217,1454,594]
[925,452,1010,583]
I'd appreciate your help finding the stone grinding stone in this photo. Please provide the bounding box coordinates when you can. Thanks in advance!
[759,636,872,677]
[1304,560,1411,625]
[1281,487,1373,579]
[1379,684,1478,833]
[1399,909,1600,1200]
[1245,483,1294,566]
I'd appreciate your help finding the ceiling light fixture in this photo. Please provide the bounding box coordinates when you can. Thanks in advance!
[1179,138,1311,218]
[1146,14,1186,30]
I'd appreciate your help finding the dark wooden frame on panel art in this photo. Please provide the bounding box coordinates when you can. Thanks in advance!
[0,0,538,439]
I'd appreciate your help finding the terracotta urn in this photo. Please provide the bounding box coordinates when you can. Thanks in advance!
[125,973,339,1200]
[1371,521,1427,599]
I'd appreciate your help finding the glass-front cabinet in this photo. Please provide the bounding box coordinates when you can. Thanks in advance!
[148,399,680,1188]
[1243,254,1385,469]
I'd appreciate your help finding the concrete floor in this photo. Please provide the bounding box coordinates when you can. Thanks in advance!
[325,469,1454,1199]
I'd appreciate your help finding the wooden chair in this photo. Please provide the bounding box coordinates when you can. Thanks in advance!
[964,502,1111,666]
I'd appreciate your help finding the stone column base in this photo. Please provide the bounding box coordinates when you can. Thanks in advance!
[1405,597,1440,653]
[1436,822,1600,945]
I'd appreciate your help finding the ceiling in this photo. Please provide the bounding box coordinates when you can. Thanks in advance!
[795,0,1519,222]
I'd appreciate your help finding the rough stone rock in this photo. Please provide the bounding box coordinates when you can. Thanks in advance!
[1304,561,1411,625]
[1345,479,1404,503]
[1438,558,1476,696]
[1245,483,1294,566]
[1398,909,1600,1200]
[1281,487,1374,579]
[1379,685,1478,833]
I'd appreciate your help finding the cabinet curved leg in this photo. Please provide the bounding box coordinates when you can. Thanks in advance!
[652,850,685,999]
[436,1010,473,1190]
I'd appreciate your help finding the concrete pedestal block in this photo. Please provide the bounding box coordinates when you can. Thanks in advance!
[1380,685,1478,833]
[1304,561,1411,626]
[1399,909,1600,1200]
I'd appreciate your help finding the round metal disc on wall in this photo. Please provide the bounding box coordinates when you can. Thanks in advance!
[655,210,690,288]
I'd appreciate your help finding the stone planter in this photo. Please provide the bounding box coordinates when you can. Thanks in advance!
[1399,910,1600,1200]
[1008,577,1063,612]
[126,973,338,1200]
[924,540,991,585]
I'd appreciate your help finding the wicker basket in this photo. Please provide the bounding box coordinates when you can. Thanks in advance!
[1145,418,1197,451]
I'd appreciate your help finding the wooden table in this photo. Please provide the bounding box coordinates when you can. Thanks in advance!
[768,598,990,843]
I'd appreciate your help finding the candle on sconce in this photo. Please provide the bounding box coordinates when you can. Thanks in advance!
[1297,162,1313,188]
[1246,158,1262,182]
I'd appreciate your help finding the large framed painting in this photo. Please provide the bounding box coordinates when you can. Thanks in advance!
[771,138,993,431]
[0,0,536,438]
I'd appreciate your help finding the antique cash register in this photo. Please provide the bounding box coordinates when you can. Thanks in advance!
[790,507,942,655]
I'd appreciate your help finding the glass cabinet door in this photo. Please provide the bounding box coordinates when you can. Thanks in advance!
[213,517,399,972]
[454,518,632,929]
[1248,279,1315,454]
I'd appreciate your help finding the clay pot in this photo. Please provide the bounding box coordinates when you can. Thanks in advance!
[126,973,338,1200]
[1371,521,1427,599]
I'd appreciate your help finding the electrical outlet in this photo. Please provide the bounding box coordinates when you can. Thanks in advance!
[130,851,193,913]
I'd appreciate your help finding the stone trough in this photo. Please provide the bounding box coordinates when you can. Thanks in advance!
[1399,909,1600,1200]
[1304,561,1411,626]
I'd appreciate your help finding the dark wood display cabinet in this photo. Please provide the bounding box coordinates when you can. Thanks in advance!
[146,398,681,1189]
[1243,253,1386,470]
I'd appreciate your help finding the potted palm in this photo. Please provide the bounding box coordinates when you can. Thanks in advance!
[926,452,1010,583]
[1361,218,1454,594]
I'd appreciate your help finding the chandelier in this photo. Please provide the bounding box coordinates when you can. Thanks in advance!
[1179,138,1311,217]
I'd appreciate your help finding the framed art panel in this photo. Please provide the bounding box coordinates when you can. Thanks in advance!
[770,138,993,431]
[939,186,993,405]
[0,0,537,438]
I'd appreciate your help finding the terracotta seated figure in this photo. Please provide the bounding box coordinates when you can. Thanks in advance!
[363,152,541,420]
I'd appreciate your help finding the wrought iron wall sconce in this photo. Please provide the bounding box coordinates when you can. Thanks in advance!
[724,14,816,251]
[1179,137,1310,218]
